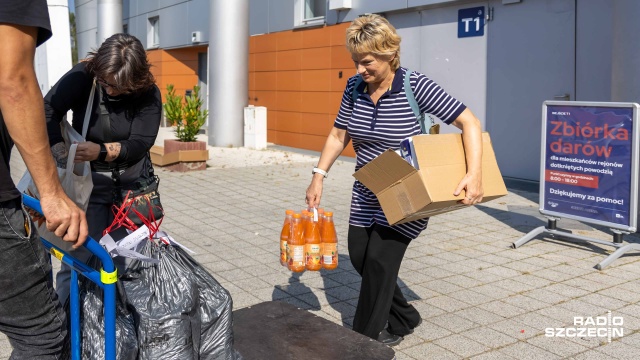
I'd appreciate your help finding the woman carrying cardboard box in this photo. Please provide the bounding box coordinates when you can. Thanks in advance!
[305,14,484,347]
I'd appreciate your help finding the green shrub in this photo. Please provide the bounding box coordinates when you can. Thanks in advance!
[163,84,208,142]
[163,84,183,127]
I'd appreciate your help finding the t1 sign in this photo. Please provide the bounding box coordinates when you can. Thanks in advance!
[458,6,485,38]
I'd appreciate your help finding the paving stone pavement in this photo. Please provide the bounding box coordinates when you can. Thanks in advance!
[2,128,640,359]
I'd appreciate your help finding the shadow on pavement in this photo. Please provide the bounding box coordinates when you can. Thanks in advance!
[476,203,640,257]
[270,252,422,331]
[272,271,321,310]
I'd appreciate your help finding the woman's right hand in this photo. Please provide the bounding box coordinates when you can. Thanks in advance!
[305,127,350,208]
[74,141,101,162]
[306,175,324,208]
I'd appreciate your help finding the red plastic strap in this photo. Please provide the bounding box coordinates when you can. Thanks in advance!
[103,191,137,236]
[103,190,165,239]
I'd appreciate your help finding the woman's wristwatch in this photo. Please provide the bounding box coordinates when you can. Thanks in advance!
[312,166,328,178]
[98,143,108,162]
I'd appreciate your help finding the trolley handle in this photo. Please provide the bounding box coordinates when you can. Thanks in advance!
[21,194,115,274]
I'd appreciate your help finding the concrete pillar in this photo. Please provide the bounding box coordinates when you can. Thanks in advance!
[208,0,249,147]
[611,0,640,102]
[97,0,123,45]
[75,0,98,59]
[35,0,73,94]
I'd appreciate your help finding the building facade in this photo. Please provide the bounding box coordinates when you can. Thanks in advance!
[74,0,640,182]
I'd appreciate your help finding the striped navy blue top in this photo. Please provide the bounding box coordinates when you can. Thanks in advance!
[335,67,466,239]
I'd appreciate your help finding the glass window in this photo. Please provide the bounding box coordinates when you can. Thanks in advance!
[294,0,325,27]
[304,0,326,21]
[148,16,159,48]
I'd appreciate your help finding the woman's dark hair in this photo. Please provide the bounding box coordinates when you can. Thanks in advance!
[85,33,155,94]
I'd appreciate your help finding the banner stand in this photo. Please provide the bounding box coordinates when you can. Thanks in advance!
[512,217,640,270]
[512,101,640,270]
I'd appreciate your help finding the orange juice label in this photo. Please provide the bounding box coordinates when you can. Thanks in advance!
[290,245,305,265]
[322,243,337,264]
[280,240,288,264]
[305,244,322,265]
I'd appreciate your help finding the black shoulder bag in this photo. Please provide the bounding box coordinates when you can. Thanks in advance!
[98,87,164,227]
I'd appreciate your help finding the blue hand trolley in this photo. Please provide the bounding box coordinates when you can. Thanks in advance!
[23,194,117,360]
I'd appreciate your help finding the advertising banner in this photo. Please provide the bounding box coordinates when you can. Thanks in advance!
[541,102,639,230]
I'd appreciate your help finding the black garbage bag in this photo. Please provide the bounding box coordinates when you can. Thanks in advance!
[173,246,239,359]
[122,241,198,359]
[122,239,242,360]
[76,267,138,360]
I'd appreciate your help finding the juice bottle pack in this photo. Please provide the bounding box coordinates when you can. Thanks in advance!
[279,210,294,267]
[304,213,322,271]
[287,213,306,272]
[321,211,338,270]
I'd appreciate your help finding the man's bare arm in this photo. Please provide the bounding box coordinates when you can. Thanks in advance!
[0,24,87,246]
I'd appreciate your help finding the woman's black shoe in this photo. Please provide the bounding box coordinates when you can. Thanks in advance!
[377,329,403,346]
[388,318,423,336]
[407,318,422,335]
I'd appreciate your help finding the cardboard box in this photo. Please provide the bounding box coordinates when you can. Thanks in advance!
[353,132,507,225]
[150,145,209,167]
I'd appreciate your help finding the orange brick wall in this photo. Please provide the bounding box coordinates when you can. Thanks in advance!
[147,46,206,102]
[147,25,356,158]
[249,23,356,157]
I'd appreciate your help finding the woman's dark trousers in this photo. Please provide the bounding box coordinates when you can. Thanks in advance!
[348,224,422,339]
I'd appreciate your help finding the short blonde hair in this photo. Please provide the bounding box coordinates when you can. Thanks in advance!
[346,14,401,71]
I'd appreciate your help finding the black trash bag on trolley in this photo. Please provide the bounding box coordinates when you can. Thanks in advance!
[85,194,242,359]
[121,234,243,360]
[172,241,241,358]
[74,256,139,360]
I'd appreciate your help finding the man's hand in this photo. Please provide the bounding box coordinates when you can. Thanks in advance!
[39,193,88,248]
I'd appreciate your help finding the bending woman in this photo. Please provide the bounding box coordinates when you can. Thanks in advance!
[44,33,162,304]
[305,14,484,346]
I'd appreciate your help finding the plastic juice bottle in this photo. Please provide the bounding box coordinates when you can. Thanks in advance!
[322,212,338,270]
[288,213,306,272]
[305,208,319,225]
[317,208,325,232]
[304,214,322,271]
[279,210,294,267]
[300,211,310,239]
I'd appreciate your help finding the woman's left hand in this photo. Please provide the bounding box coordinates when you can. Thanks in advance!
[454,172,484,205]
[74,141,100,162]
[450,108,484,206]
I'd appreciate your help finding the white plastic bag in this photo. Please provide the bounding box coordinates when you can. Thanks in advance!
[17,141,93,242]
[17,81,96,244]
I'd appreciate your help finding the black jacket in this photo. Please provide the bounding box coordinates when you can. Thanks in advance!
[45,62,162,171]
